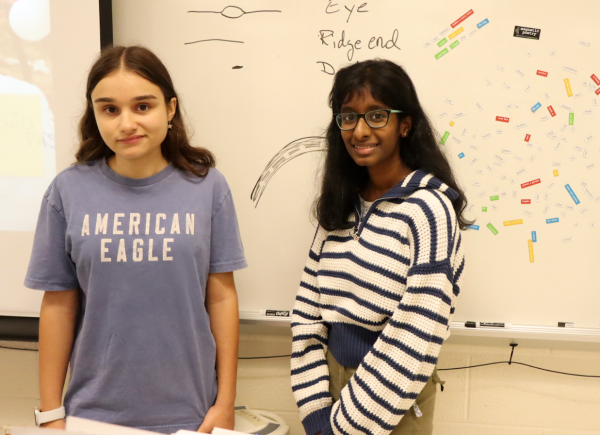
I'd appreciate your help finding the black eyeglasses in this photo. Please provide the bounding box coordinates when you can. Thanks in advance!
[334,109,403,131]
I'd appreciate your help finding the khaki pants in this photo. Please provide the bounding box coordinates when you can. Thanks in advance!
[326,351,444,434]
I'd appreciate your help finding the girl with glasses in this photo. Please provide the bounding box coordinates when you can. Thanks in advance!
[291,59,470,435]
[25,46,246,433]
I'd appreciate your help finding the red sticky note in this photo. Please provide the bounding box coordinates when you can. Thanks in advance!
[591,74,600,86]
[495,116,510,122]
[548,106,556,117]
[521,179,541,188]
[537,70,548,77]
[525,134,531,142]
[596,88,600,96]
[451,9,474,28]
[521,199,531,204]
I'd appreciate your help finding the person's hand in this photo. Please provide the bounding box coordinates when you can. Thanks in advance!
[197,403,235,433]
[40,419,66,430]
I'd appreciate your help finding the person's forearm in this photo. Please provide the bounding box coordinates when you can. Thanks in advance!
[39,290,79,411]
[207,294,239,406]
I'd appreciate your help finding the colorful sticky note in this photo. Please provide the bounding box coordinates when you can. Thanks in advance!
[450,40,460,49]
[490,195,499,201]
[532,231,537,242]
[467,224,480,230]
[487,223,498,234]
[546,218,559,224]
[440,131,450,144]
[569,113,574,125]
[564,78,573,97]
[565,184,580,204]
[528,240,534,263]
[477,18,490,28]
[458,152,465,159]
[504,219,524,226]
[435,48,449,60]
[553,170,559,177]
[482,207,488,212]
[531,102,542,112]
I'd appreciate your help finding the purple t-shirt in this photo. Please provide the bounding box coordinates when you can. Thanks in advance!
[25,159,247,433]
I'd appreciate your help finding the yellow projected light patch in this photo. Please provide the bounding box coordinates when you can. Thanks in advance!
[0,94,44,177]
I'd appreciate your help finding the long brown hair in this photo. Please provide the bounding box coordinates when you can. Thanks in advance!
[317,59,472,230]
[75,45,214,177]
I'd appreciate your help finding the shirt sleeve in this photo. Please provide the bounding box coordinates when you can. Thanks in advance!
[209,189,248,273]
[328,194,465,435]
[290,225,333,435]
[24,194,79,291]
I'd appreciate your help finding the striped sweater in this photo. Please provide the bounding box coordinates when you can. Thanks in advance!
[291,170,465,435]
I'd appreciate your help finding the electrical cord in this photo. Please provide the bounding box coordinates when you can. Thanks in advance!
[0,344,38,351]
[4,344,600,377]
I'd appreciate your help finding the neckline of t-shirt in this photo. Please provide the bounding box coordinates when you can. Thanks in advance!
[99,158,176,187]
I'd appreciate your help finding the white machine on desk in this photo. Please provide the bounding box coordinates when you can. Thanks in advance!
[10,407,289,435]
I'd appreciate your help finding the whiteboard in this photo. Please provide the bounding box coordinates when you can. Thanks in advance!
[22,0,598,332]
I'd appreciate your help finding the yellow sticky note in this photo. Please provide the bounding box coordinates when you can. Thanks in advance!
[449,121,455,126]
[528,239,534,263]
[449,27,464,39]
[564,78,573,97]
[553,169,559,177]
[504,219,524,226]
[0,94,44,177]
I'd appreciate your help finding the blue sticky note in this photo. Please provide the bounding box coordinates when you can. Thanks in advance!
[477,18,490,28]
[531,102,542,112]
[467,225,480,230]
[458,152,465,159]
[546,218,559,224]
[532,231,537,242]
[565,184,580,205]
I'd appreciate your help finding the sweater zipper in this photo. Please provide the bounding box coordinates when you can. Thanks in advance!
[351,197,390,240]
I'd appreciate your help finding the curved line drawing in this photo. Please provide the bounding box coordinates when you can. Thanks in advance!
[251,136,326,207]
[188,6,282,19]
[185,39,244,45]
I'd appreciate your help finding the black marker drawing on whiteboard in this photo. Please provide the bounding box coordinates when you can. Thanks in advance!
[251,136,326,206]
[185,39,244,45]
[317,61,335,75]
[188,6,281,19]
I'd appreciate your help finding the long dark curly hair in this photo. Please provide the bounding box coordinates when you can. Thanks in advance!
[74,45,214,176]
[316,59,471,231]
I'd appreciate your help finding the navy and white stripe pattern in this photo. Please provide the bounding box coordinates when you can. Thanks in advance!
[291,171,465,435]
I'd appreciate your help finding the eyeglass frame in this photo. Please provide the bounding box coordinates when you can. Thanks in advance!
[334,109,404,131]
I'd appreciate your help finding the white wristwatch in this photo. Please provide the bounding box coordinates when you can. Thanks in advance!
[34,406,65,426]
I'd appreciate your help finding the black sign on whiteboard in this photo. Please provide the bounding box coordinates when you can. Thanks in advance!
[514,26,541,40]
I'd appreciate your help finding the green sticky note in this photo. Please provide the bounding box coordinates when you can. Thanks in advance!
[490,195,499,201]
[437,38,448,47]
[569,112,574,125]
[482,207,487,212]
[440,131,450,144]
[487,223,498,235]
[435,48,449,60]
[450,40,460,49]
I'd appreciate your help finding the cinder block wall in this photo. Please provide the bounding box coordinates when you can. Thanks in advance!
[2,327,600,435]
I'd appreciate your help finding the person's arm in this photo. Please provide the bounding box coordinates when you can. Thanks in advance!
[38,289,80,429]
[197,272,239,433]
[290,226,332,435]
[328,195,465,435]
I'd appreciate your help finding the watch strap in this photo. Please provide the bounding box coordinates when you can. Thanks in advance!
[35,406,66,426]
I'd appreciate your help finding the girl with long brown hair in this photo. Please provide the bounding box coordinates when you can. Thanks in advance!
[25,46,246,433]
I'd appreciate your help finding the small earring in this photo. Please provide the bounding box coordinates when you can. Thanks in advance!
[167,122,173,130]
